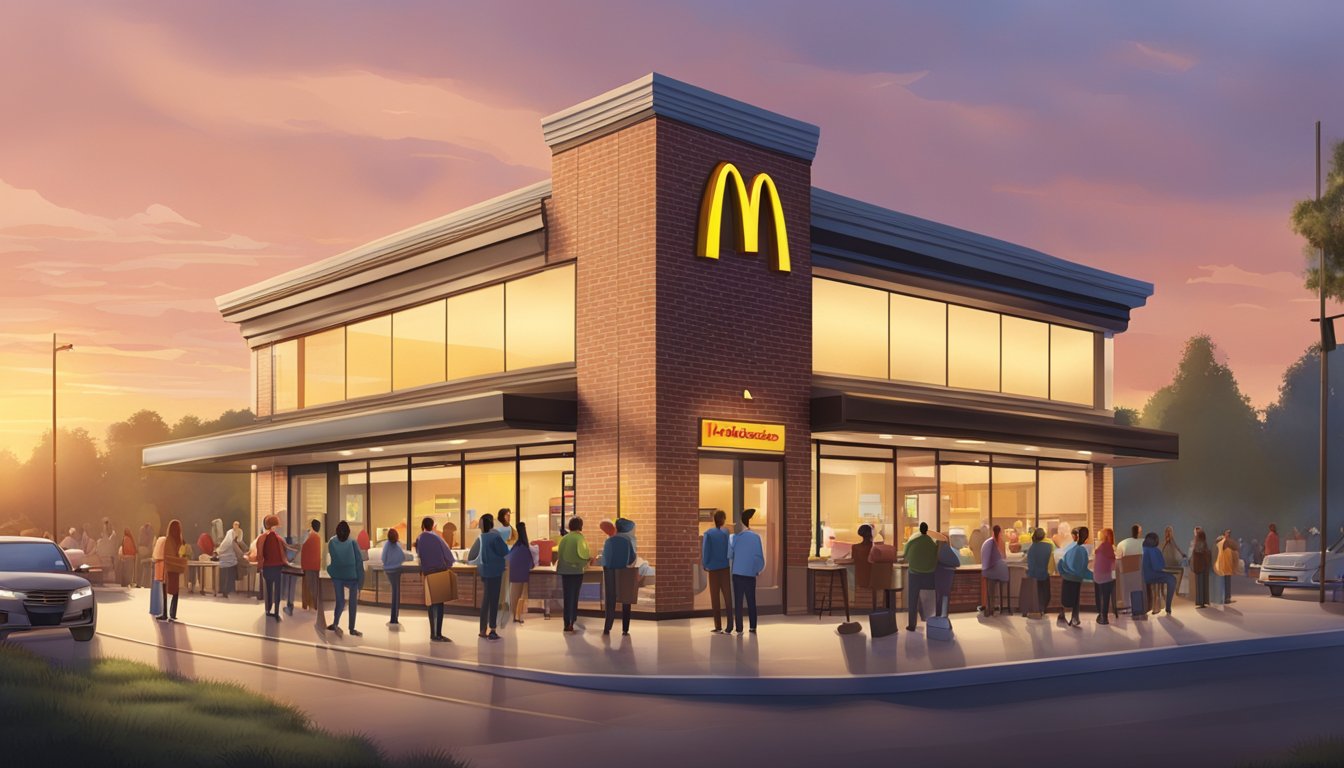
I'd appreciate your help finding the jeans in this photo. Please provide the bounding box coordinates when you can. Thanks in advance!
[561,573,583,628]
[262,565,283,615]
[303,570,326,627]
[732,574,758,632]
[1095,581,1115,619]
[332,578,358,630]
[220,565,237,597]
[282,570,299,613]
[427,603,445,639]
[604,569,631,634]
[387,570,402,623]
[707,567,733,630]
[1061,579,1082,622]
[480,576,502,633]
[907,571,935,628]
[1222,575,1232,603]
[1147,573,1177,612]
[1195,570,1210,605]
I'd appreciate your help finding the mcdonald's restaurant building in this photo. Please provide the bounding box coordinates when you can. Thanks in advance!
[143,74,1177,618]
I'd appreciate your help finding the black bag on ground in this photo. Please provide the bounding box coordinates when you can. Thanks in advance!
[868,610,897,638]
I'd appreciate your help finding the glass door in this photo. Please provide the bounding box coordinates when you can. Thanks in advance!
[695,456,783,608]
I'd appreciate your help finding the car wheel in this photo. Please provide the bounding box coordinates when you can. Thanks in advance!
[1268,586,1284,597]
[70,626,96,642]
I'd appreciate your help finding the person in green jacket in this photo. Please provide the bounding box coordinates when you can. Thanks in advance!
[326,521,364,637]
[557,517,591,633]
[903,522,939,632]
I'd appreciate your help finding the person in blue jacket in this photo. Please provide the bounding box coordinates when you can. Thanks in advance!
[730,508,766,634]
[380,528,409,626]
[602,517,638,636]
[1025,527,1052,618]
[701,510,733,633]
[1142,531,1177,615]
[1058,526,1093,628]
[326,520,364,637]
[475,513,510,640]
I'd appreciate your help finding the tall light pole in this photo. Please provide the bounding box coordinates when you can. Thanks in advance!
[1317,122,1329,605]
[52,334,74,539]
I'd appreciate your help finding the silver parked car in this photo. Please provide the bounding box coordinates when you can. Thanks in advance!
[1257,533,1344,597]
[0,536,98,642]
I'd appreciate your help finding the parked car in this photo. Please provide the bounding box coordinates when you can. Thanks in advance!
[0,536,98,641]
[1257,533,1344,597]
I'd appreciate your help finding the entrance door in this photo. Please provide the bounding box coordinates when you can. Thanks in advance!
[696,457,783,608]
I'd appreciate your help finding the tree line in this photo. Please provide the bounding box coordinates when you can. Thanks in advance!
[0,410,253,548]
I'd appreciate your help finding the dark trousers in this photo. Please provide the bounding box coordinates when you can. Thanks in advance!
[387,570,402,623]
[332,578,358,629]
[480,576,502,633]
[708,567,733,630]
[732,574,758,632]
[1195,570,1210,605]
[1061,579,1082,621]
[1147,573,1177,612]
[1036,577,1052,615]
[1222,575,1232,603]
[220,565,237,597]
[907,571,935,628]
[604,569,631,634]
[262,565,283,615]
[1095,581,1115,619]
[428,603,445,639]
[561,573,583,628]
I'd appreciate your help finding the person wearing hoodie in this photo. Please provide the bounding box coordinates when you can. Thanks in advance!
[556,517,591,633]
[602,518,638,636]
[1093,528,1117,624]
[1142,532,1176,615]
[507,521,535,624]
[326,521,364,636]
[701,509,733,632]
[1025,527,1053,618]
[475,513,510,640]
[730,509,766,634]
[1058,526,1093,627]
[1190,527,1213,608]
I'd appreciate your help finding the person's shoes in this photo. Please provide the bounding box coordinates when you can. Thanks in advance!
[563,626,575,633]
[1165,609,1172,616]
[1068,618,1081,627]
[326,624,340,632]
[1097,618,1109,625]
[622,631,630,636]
[602,629,611,636]
[349,629,362,637]
[712,628,722,634]
[156,615,168,622]
[479,632,489,639]
[389,620,399,626]
[749,628,757,634]
[1056,615,1067,627]
[284,606,294,616]
[906,625,916,632]
[487,630,500,640]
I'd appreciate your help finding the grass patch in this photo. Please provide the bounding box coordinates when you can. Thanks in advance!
[1245,738,1344,767]
[0,643,467,768]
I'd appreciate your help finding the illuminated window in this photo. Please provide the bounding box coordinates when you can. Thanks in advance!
[303,328,345,406]
[896,450,937,544]
[1050,325,1095,406]
[939,455,990,560]
[411,465,462,548]
[519,457,572,543]
[1039,462,1089,546]
[463,461,515,549]
[505,265,576,370]
[1000,316,1049,399]
[272,339,299,412]
[990,464,1036,556]
[889,293,946,385]
[447,285,504,379]
[947,305,1000,392]
[813,279,888,378]
[818,458,894,555]
[347,315,392,399]
[393,301,446,390]
[370,465,409,545]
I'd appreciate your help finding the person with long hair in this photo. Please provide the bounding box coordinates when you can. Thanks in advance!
[326,520,364,636]
[1025,527,1052,619]
[475,513,510,640]
[1093,527,1117,624]
[1058,526,1092,627]
[157,519,185,622]
[1215,529,1239,604]
[381,527,408,626]
[980,524,1009,616]
[119,527,137,588]
[507,521,534,624]
[1142,531,1177,615]
[1190,527,1212,608]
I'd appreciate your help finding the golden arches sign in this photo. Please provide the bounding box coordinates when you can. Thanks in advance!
[695,161,791,273]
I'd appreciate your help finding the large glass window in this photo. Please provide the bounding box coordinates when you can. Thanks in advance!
[889,293,946,385]
[505,265,576,371]
[393,301,446,390]
[347,316,392,399]
[947,306,1000,392]
[896,450,937,545]
[272,340,299,412]
[939,454,990,562]
[290,473,327,540]
[338,471,368,543]
[813,279,888,378]
[303,327,345,407]
[411,464,461,547]
[990,464,1036,556]
[1039,462,1090,548]
[463,461,516,549]
[519,457,572,544]
[447,284,504,379]
[1000,316,1048,398]
[818,458,893,556]
[1051,325,1095,406]
[369,466,408,545]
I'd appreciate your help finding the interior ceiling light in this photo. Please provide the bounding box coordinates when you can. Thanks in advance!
[910,436,928,441]
[1077,450,1093,456]
[447,439,468,445]
[338,450,354,457]
[878,434,894,440]
[955,439,986,445]
[369,447,385,453]
[1022,446,1040,451]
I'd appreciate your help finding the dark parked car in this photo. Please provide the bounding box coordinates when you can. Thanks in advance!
[0,536,98,641]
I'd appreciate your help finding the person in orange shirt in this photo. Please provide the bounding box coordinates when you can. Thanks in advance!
[301,519,326,630]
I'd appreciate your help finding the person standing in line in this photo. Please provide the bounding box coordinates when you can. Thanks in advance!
[381,528,408,626]
[493,509,515,616]
[256,515,292,621]
[507,521,534,624]
[904,521,938,632]
[300,520,326,628]
[157,519,186,622]
[1116,524,1145,558]
[326,521,363,636]
[1161,526,1186,569]
[1215,530,1239,604]
[1264,524,1280,557]
[150,529,166,618]
[118,527,137,588]
[701,509,734,632]
[730,508,765,634]
[1025,527,1053,619]
[1058,526,1093,627]
[602,518,638,637]
[217,521,244,598]
[557,517,590,633]
[475,513,510,640]
[415,517,454,643]
[1190,527,1212,608]
[1142,532,1177,615]
[1093,528,1116,624]
[980,525,1009,616]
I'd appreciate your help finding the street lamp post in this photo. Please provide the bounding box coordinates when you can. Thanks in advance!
[52,334,74,539]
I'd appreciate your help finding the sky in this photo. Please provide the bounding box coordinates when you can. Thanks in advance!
[2,0,1342,459]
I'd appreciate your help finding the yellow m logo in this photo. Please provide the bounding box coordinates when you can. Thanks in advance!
[696,161,791,273]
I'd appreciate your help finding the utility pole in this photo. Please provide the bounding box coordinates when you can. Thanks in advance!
[52,334,74,539]
[1318,122,1328,605]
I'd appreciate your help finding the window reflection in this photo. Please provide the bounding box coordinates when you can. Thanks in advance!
[813,279,888,378]
[1051,325,1095,405]
[303,328,345,406]
[1000,316,1048,398]
[393,301,446,390]
[890,293,946,385]
[990,465,1036,555]
[272,340,299,412]
[370,466,408,545]
[947,306,1000,392]
[463,461,515,549]
[505,265,575,371]
[347,315,392,399]
[447,285,504,379]
[818,458,893,556]
[411,465,461,548]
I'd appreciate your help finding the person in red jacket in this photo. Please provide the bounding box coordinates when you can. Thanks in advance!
[301,519,326,629]
[256,515,293,621]
[1264,524,1280,557]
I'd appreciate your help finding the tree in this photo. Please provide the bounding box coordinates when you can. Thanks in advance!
[1262,345,1344,538]
[1113,406,1141,426]
[1294,140,1344,298]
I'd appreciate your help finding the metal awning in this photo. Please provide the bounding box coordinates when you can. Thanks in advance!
[811,394,1177,462]
[142,392,576,472]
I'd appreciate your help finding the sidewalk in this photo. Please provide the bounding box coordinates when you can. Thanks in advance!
[91,578,1344,695]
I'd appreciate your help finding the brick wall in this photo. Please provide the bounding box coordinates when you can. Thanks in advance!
[251,467,288,541]
[1092,463,1114,535]
[255,345,272,418]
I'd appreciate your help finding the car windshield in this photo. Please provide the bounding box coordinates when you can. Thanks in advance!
[0,542,72,573]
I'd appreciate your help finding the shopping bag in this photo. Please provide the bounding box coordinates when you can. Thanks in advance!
[149,580,163,616]
[616,567,639,604]
[868,610,898,638]
[926,615,954,641]
[423,569,458,605]
[164,554,188,575]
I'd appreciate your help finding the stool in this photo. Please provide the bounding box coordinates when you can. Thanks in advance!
[982,578,1010,616]
[816,568,851,621]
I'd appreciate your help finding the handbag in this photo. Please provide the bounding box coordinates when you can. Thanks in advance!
[164,554,188,575]
[868,610,897,638]
[423,569,458,605]
[615,567,639,604]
